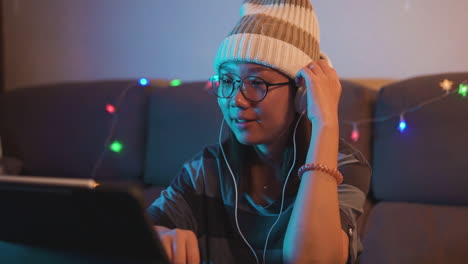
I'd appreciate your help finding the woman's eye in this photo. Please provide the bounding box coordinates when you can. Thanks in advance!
[251,80,265,87]
[221,78,234,84]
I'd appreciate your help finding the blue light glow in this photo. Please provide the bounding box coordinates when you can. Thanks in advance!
[399,120,407,132]
[139,78,149,86]
[398,114,407,133]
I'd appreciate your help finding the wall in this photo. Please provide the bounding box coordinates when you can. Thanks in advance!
[3,0,468,90]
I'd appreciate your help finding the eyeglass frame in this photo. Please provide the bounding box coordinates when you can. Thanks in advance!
[209,74,295,102]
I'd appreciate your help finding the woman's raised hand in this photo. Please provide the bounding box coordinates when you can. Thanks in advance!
[296,59,342,127]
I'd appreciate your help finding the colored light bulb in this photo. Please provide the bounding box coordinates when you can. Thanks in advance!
[440,79,454,93]
[139,78,149,86]
[205,80,212,90]
[350,123,360,142]
[170,79,182,87]
[106,104,116,114]
[459,82,468,97]
[399,114,407,132]
[110,140,123,153]
[209,75,220,89]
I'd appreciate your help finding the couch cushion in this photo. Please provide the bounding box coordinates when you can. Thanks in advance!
[0,81,147,181]
[359,202,468,264]
[372,72,468,204]
[144,81,223,186]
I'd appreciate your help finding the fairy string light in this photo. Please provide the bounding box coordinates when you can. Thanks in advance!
[341,79,467,142]
[100,77,465,154]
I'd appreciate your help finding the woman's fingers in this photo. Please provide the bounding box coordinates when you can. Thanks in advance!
[186,230,201,264]
[306,61,324,77]
[172,229,187,264]
[154,226,200,264]
[155,225,170,233]
[160,234,173,262]
[317,59,336,75]
[295,58,342,124]
[305,59,336,77]
[296,63,315,86]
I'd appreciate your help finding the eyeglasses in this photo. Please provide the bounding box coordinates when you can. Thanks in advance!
[209,74,293,102]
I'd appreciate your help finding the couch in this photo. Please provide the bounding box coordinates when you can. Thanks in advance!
[0,72,467,263]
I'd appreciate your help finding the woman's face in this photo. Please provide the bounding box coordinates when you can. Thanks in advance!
[217,62,296,147]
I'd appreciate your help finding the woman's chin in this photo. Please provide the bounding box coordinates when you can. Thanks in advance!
[234,133,264,146]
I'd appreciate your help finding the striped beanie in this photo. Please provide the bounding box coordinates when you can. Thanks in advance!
[213,0,320,79]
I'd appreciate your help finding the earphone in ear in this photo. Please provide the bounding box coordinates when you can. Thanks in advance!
[294,85,307,114]
[294,52,334,114]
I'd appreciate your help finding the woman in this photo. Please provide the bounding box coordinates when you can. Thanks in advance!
[147,1,371,263]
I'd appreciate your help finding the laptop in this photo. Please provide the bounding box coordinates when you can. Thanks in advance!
[0,175,170,264]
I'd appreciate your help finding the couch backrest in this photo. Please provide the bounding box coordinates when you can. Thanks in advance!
[0,79,379,187]
[372,72,468,205]
[0,81,148,182]
[144,81,223,186]
[143,80,377,186]
[338,80,378,163]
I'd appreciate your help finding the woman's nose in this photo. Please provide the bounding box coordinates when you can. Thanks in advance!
[230,84,249,108]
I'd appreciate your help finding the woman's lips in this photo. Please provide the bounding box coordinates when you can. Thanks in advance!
[233,119,256,129]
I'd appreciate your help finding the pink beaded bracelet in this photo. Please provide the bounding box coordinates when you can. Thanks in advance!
[297,163,343,185]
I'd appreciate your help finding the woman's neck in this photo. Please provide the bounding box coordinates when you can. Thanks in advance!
[247,140,290,204]
[254,130,291,168]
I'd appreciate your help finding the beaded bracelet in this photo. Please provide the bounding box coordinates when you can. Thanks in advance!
[297,163,343,185]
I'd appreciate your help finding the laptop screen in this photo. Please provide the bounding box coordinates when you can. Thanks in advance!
[0,175,169,263]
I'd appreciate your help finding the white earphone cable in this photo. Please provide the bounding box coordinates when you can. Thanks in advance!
[219,119,260,264]
[219,113,304,264]
[262,112,304,264]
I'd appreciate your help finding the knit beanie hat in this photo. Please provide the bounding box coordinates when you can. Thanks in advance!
[213,0,321,79]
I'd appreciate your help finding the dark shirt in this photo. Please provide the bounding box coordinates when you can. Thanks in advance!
[147,139,371,263]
